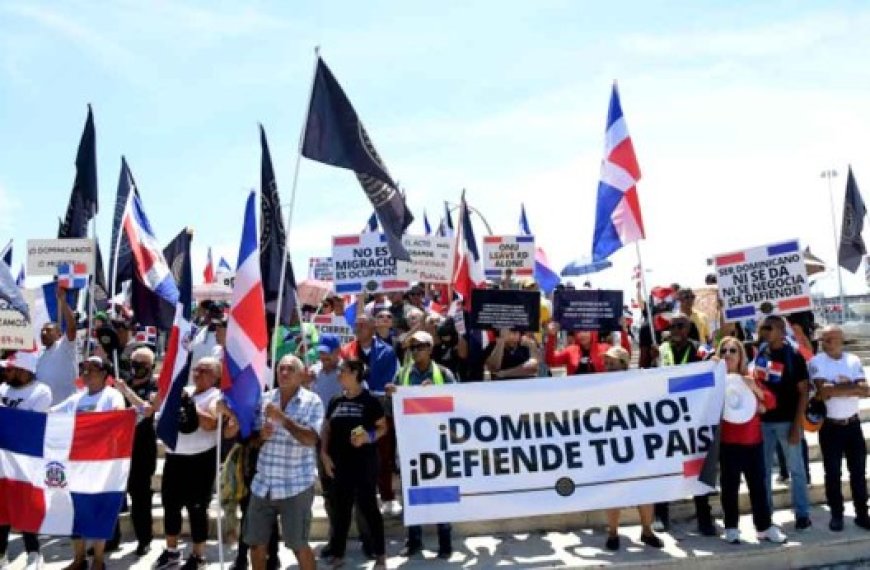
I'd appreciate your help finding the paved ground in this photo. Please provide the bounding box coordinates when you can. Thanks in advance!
[6,504,870,569]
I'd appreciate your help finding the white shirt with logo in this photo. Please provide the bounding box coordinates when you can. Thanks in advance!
[36,337,79,406]
[51,386,126,414]
[808,352,866,420]
[0,382,53,412]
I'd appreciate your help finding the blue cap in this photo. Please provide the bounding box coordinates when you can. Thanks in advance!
[317,333,341,353]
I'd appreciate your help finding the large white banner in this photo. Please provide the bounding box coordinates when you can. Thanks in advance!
[396,235,455,284]
[26,239,96,277]
[714,239,810,322]
[393,361,725,526]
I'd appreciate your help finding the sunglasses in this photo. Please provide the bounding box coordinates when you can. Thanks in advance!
[409,344,431,352]
[719,347,739,355]
[670,322,689,329]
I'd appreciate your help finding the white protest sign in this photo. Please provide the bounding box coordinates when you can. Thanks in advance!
[312,314,354,344]
[332,233,409,294]
[396,235,455,284]
[393,361,725,525]
[714,239,810,322]
[482,235,535,280]
[26,239,96,277]
[0,300,33,350]
[308,257,334,281]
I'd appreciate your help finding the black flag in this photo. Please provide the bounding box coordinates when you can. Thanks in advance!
[259,125,297,329]
[109,157,136,291]
[59,105,98,239]
[132,229,191,329]
[838,166,867,273]
[301,57,414,260]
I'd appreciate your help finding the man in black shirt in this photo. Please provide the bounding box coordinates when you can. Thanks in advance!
[755,315,812,530]
[484,329,538,380]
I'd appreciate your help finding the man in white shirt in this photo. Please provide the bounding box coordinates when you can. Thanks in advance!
[809,325,870,532]
[36,285,79,406]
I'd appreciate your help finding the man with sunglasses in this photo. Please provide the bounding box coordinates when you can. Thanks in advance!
[386,330,456,559]
[654,313,716,536]
[809,325,870,532]
[676,289,710,344]
[753,315,812,531]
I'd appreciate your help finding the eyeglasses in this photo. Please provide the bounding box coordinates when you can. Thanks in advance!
[719,347,739,355]
[409,344,431,352]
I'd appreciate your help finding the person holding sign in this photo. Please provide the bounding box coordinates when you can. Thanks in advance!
[544,322,631,375]
[716,337,787,545]
[36,284,78,406]
[600,346,664,551]
[386,331,456,559]
[753,315,813,531]
[484,329,539,380]
[809,325,870,532]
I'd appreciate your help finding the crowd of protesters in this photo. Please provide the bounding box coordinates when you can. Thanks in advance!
[1,274,869,570]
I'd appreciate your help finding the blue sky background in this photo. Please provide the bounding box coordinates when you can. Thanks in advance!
[1,1,869,298]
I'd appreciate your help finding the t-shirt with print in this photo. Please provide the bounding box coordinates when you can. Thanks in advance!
[0,382,52,412]
[52,386,125,413]
[36,337,79,406]
[754,345,808,424]
[808,352,865,420]
[325,390,384,468]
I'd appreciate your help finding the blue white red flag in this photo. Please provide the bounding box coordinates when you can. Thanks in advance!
[0,407,135,539]
[56,262,89,290]
[452,196,485,310]
[204,247,216,284]
[121,191,179,305]
[222,191,268,438]
[438,201,455,238]
[155,303,192,451]
[517,204,560,293]
[592,83,646,262]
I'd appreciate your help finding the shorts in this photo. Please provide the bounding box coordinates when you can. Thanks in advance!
[244,486,315,550]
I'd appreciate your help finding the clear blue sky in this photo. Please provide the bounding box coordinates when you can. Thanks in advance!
[1,1,869,297]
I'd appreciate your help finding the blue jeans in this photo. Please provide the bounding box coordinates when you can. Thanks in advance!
[762,422,810,518]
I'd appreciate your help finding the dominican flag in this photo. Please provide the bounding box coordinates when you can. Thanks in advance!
[0,407,135,539]
[592,83,646,262]
[223,191,268,438]
[57,262,89,290]
[438,201,455,238]
[203,247,216,284]
[517,204,560,294]
[452,195,485,310]
[134,325,158,345]
[121,191,179,306]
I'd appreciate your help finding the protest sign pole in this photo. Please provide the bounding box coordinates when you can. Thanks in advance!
[270,46,320,382]
[635,241,657,350]
[823,169,847,323]
[215,412,225,568]
[84,218,98,358]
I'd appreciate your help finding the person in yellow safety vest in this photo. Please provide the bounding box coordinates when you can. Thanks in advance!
[384,330,456,559]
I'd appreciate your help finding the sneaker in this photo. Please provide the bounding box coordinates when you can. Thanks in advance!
[775,474,789,485]
[25,553,44,570]
[399,543,423,558]
[724,528,741,544]
[640,533,664,548]
[153,550,182,570]
[829,516,845,532]
[437,549,452,560]
[652,518,667,532]
[180,555,207,570]
[758,526,788,544]
[698,522,718,537]
[318,545,335,560]
[605,536,620,551]
[381,500,403,516]
[795,516,812,531]
[855,516,870,531]
[135,544,151,557]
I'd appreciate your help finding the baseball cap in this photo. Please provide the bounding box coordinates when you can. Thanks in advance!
[410,330,434,345]
[317,333,341,353]
[0,350,39,374]
[604,346,630,367]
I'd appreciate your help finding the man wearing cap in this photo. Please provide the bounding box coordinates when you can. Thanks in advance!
[0,350,51,570]
[654,313,716,536]
[676,289,710,344]
[36,285,79,406]
[52,356,125,570]
[809,325,870,532]
[386,331,456,559]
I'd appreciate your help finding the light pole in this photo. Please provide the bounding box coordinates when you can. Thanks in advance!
[821,169,847,323]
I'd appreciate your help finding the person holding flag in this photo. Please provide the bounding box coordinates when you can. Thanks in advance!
[36,285,79,406]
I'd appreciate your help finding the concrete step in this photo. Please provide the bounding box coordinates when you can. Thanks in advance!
[125,459,869,542]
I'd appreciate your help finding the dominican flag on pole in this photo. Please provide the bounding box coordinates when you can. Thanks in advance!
[0,407,135,539]
[452,194,485,310]
[121,191,179,306]
[223,191,268,438]
[438,201,454,238]
[592,83,646,262]
[57,263,89,290]
[517,204,560,294]
[203,247,215,284]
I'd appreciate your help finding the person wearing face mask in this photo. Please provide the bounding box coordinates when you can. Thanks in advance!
[544,322,631,375]
[114,347,158,557]
[431,318,467,379]
[0,350,51,570]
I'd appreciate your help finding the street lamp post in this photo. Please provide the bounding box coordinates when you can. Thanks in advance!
[821,169,847,323]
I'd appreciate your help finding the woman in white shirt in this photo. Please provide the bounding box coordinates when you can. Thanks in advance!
[54,356,125,570]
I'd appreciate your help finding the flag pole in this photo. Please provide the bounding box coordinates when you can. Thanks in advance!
[85,218,98,358]
[270,46,321,383]
[823,169,847,323]
[634,240,658,352]
[215,411,225,568]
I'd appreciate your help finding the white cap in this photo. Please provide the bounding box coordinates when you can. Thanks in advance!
[0,350,39,374]
[410,330,434,345]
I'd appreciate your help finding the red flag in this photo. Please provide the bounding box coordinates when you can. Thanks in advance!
[203,246,215,284]
[451,195,485,311]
